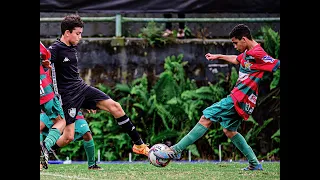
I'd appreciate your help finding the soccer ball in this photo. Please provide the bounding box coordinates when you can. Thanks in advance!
[148,143,171,167]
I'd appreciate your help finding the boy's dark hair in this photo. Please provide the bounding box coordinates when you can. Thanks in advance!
[229,24,252,40]
[61,14,84,35]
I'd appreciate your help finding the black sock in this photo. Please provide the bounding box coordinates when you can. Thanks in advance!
[51,143,60,151]
[116,115,144,145]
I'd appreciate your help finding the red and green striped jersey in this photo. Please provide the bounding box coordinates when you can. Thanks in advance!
[40,41,54,105]
[230,44,280,120]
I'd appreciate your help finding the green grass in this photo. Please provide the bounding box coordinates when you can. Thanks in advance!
[40,162,280,180]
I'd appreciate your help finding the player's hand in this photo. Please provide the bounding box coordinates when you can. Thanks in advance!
[42,60,52,68]
[86,109,96,114]
[205,53,219,61]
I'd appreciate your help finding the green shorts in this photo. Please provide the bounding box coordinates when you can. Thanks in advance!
[73,119,91,141]
[40,113,90,141]
[40,96,65,120]
[202,95,243,131]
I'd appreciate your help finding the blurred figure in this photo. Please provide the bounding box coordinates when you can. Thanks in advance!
[163,13,185,38]
[40,41,66,170]
[40,110,103,170]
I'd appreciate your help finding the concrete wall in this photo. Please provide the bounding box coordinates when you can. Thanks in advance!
[40,38,246,87]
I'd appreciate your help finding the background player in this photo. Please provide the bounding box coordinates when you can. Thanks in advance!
[40,110,102,170]
[40,41,66,169]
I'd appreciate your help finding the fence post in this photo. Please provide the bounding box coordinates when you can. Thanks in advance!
[115,14,122,37]
[97,149,101,163]
[219,144,222,162]
[129,152,132,162]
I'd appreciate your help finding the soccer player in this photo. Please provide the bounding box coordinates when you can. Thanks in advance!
[47,14,149,157]
[154,24,280,171]
[40,41,66,169]
[40,111,102,170]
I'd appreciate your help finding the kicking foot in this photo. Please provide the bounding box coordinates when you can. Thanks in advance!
[132,144,150,156]
[153,146,181,160]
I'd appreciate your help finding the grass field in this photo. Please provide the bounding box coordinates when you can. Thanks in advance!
[40,161,280,180]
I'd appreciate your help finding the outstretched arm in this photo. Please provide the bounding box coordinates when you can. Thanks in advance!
[205,53,239,65]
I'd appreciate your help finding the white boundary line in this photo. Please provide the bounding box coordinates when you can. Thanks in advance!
[40,172,91,180]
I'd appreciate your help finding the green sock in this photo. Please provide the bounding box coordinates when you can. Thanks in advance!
[230,133,259,166]
[44,128,61,150]
[173,123,208,153]
[83,139,95,167]
[40,133,43,142]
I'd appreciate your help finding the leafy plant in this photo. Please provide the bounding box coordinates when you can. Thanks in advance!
[138,21,175,48]
[260,26,280,89]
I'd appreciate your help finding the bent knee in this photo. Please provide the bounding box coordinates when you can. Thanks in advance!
[98,99,122,111]
[199,116,212,128]
[60,132,75,143]
[113,101,122,110]
[64,136,74,143]
[223,129,237,138]
[82,132,92,141]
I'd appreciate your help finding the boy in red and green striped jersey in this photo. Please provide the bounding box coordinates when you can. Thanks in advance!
[40,41,66,169]
[154,24,280,171]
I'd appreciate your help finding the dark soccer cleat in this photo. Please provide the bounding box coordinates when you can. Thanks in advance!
[242,163,263,171]
[40,141,49,169]
[88,163,103,170]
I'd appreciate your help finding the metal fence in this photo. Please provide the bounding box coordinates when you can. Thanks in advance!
[40,14,280,37]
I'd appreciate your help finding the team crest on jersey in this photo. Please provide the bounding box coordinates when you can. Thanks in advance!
[68,108,77,118]
[262,55,275,63]
[244,61,252,70]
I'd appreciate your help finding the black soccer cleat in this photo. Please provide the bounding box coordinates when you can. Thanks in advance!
[88,162,103,170]
[40,141,49,169]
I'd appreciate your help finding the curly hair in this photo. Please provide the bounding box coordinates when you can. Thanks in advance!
[229,24,252,40]
[60,14,84,35]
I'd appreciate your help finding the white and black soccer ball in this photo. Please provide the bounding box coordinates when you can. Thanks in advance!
[148,143,171,167]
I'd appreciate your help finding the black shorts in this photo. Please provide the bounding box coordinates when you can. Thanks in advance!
[61,84,110,125]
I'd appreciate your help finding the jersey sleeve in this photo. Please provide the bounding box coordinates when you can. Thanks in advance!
[236,53,244,63]
[40,42,51,61]
[248,47,280,72]
[48,44,58,64]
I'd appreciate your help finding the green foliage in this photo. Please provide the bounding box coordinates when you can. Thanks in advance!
[270,69,280,90]
[244,117,274,147]
[230,66,238,90]
[186,144,200,157]
[138,21,175,48]
[260,26,280,89]
[261,26,280,59]
[184,26,192,38]
[263,129,280,160]
[271,129,280,143]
